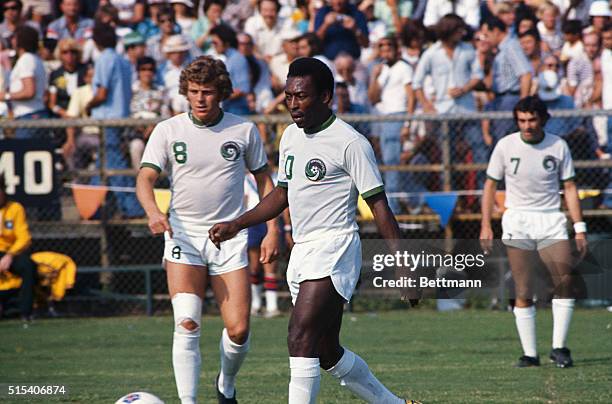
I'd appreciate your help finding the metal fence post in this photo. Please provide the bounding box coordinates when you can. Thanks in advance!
[99,126,111,288]
[441,120,454,246]
[145,268,153,316]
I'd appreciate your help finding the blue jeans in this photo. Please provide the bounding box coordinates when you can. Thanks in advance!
[15,110,52,140]
[379,120,403,214]
[93,127,144,218]
[462,120,488,190]
[602,117,612,207]
[485,94,520,145]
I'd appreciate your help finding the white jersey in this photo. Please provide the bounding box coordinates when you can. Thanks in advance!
[486,131,575,211]
[278,115,384,243]
[141,111,268,235]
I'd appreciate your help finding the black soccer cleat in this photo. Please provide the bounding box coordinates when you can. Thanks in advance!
[549,348,573,368]
[516,355,540,367]
[215,373,238,404]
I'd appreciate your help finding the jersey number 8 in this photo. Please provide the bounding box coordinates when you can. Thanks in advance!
[173,142,188,164]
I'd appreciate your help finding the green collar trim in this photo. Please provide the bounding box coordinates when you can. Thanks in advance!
[189,109,224,128]
[304,114,335,134]
[520,132,545,145]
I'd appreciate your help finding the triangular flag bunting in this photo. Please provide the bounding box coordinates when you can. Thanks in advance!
[424,193,458,228]
[72,185,108,220]
[154,189,172,214]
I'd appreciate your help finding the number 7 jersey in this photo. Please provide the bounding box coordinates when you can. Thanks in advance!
[277,115,384,243]
[486,131,575,211]
[140,111,268,235]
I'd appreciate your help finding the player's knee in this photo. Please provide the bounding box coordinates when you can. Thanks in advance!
[172,293,202,336]
[226,324,249,345]
[287,323,316,355]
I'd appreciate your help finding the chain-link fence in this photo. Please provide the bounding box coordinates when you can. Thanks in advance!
[1,109,611,316]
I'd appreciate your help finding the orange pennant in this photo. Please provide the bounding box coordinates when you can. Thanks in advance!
[494,191,506,212]
[72,185,108,220]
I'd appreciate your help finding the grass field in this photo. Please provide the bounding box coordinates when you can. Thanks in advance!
[1,309,611,403]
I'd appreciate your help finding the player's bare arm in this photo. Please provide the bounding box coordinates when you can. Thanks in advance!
[480,178,498,253]
[365,192,400,244]
[253,170,281,264]
[563,179,587,257]
[209,186,289,248]
[136,167,172,237]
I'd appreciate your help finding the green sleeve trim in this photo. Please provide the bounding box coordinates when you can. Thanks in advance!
[561,176,576,183]
[277,181,289,188]
[362,185,385,199]
[486,174,501,182]
[140,162,162,173]
[250,164,269,175]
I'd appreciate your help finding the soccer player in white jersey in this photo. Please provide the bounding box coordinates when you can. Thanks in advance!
[480,96,587,368]
[136,56,279,404]
[210,58,420,404]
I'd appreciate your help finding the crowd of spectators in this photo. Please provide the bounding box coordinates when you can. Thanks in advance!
[0,0,611,215]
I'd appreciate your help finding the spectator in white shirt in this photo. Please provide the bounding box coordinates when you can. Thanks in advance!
[244,0,288,62]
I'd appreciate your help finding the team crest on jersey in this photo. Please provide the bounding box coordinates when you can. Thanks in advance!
[220,141,241,161]
[4,220,13,229]
[542,155,558,172]
[305,159,326,181]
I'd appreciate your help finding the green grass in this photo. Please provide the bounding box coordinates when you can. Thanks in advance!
[1,309,611,403]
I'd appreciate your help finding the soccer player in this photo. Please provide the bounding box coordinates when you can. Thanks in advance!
[136,56,279,404]
[480,96,587,368]
[210,58,420,404]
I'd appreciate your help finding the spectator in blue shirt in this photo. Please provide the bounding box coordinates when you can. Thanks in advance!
[481,15,533,144]
[314,0,369,60]
[46,0,94,47]
[86,23,144,218]
[210,24,251,115]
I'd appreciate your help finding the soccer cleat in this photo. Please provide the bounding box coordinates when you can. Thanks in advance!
[549,348,573,368]
[215,373,237,404]
[516,355,540,367]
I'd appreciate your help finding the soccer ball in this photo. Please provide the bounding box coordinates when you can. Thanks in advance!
[114,392,165,404]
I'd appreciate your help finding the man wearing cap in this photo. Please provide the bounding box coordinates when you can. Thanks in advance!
[46,0,94,46]
[585,0,611,34]
[171,0,196,33]
[124,31,147,82]
[162,34,193,115]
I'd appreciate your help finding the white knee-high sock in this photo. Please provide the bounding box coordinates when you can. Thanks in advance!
[326,348,403,404]
[552,299,575,349]
[218,328,250,398]
[251,284,263,311]
[289,357,320,404]
[172,293,202,404]
[514,306,537,357]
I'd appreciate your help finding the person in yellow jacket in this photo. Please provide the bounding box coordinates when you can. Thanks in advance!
[0,175,37,321]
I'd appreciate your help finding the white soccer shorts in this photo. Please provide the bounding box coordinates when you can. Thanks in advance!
[286,231,362,304]
[164,229,248,275]
[501,209,568,251]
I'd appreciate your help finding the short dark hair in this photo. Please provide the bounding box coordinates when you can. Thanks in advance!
[210,24,237,48]
[379,33,399,48]
[257,0,280,12]
[16,25,39,53]
[93,22,117,49]
[3,0,23,11]
[298,32,322,56]
[562,19,583,35]
[518,28,541,42]
[137,56,156,70]
[483,15,507,32]
[436,14,466,41]
[513,96,551,124]
[287,57,334,98]
[204,0,226,13]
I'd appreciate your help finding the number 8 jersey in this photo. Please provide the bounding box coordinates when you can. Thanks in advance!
[486,131,575,211]
[141,111,268,235]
